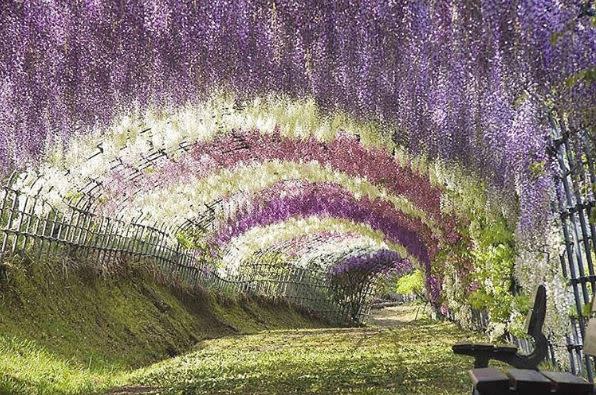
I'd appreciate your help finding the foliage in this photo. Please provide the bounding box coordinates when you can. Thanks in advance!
[468,215,517,322]
[507,295,533,338]
[175,229,211,257]
[395,270,425,298]
[175,230,197,250]
[1,0,592,355]
[565,67,596,89]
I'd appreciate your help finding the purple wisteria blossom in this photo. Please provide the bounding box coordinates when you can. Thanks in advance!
[1,0,593,238]
[328,250,413,277]
[101,130,460,241]
[214,181,437,268]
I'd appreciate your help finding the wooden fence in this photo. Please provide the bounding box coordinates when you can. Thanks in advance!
[0,180,355,324]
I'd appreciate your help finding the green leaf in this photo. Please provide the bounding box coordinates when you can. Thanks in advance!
[395,270,424,296]
[564,67,596,89]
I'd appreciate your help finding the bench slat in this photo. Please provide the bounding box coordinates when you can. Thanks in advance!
[541,371,592,394]
[453,343,496,352]
[470,368,510,394]
[507,369,551,394]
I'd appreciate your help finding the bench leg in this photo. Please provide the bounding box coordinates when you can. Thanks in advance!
[473,355,490,368]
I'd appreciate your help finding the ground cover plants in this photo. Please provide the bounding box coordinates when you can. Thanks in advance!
[126,305,487,394]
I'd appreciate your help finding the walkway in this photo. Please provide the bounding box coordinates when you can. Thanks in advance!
[118,304,483,394]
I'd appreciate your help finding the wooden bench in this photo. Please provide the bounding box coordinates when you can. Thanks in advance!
[453,284,548,369]
[461,285,596,394]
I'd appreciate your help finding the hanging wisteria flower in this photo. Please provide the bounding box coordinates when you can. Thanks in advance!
[0,0,592,343]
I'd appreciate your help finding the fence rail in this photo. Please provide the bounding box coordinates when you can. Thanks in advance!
[437,120,595,377]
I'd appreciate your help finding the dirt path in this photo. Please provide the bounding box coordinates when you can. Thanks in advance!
[367,303,430,327]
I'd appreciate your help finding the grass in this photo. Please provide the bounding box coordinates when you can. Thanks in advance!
[0,256,327,394]
[0,255,490,394]
[127,305,485,394]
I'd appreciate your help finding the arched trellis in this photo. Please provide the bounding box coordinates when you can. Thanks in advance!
[234,241,409,323]
[13,102,242,214]
[5,98,463,311]
[3,105,595,376]
[236,235,416,323]
[13,98,449,231]
[25,111,454,291]
[9,93,571,373]
[217,221,425,322]
[0,180,444,325]
[234,232,413,278]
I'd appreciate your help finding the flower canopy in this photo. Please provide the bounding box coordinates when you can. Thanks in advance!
[0,1,594,326]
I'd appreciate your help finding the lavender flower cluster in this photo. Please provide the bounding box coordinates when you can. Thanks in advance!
[327,250,412,277]
[1,2,593,237]
[0,1,593,311]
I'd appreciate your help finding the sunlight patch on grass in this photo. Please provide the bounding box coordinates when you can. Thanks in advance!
[0,336,126,394]
[130,314,483,394]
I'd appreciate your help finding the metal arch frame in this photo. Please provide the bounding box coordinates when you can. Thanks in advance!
[104,132,254,216]
[233,235,405,321]
[7,104,242,221]
[69,104,243,212]
[225,231,380,273]
[1,101,426,325]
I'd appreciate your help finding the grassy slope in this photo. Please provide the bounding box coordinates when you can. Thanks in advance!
[129,305,486,394]
[0,257,326,394]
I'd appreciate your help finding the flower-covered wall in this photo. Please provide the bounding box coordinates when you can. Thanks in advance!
[1,1,594,347]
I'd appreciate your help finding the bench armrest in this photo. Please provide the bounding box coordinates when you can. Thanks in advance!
[453,342,518,368]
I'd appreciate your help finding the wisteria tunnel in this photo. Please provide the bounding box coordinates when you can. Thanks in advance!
[0,1,595,393]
